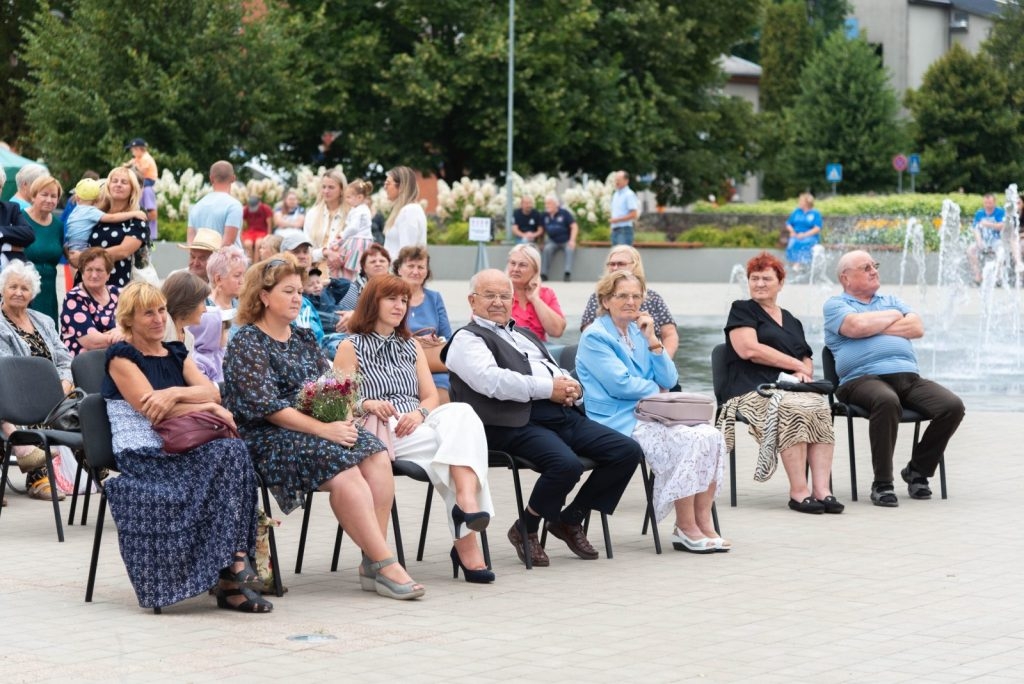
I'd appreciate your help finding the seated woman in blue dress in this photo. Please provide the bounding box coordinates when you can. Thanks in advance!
[103,281,270,612]
[223,254,424,600]
[575,271,729,554]
[393,246,452,403]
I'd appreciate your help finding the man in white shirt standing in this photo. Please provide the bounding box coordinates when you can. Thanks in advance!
[609,170,639,246]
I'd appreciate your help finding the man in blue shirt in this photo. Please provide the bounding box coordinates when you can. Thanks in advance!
[967,193,1006,284]
[540,194,579,282]
[609,171,639,246]
[188,160,243,249]
[824,250,964,508]
[512,195,544,245]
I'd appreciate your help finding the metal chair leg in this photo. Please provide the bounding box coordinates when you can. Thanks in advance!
[330,526,344,572]
[729,446,737,507]
[294,491,314,574]
[711,502,721,535]
[481,530,491,569]
[640,461,662,554]
[69,459,84,526]
[43,442,64,542]
[415,483,434,562]
[391,497,405,567]
[258,479,284,597]
[509,461,532,569]
[85,492,106,602]
[600,513,612,559]
[846,415,858,501]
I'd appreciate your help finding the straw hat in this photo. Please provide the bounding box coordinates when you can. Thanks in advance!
[178,228,223,252]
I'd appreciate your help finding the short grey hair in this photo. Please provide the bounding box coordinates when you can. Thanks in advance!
[544,193,560,205]
[0,260,43,300]
[506,243,541,275]
[468,268,513,294]
[836,249,871,279]
[15,163,47,191]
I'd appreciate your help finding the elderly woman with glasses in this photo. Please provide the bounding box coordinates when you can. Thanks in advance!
[718,251,842,515]
[575,270,728,554]
[580,245,677,357]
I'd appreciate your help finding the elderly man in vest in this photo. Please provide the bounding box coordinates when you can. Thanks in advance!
[443,269,641,567]
[824,250,964,508]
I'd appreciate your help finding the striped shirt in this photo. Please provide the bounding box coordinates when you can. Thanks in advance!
[350,332,420,413]
[823,292,918,384]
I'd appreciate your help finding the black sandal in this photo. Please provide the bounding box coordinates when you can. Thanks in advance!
[214,585,273,613]
[219,554,261,588]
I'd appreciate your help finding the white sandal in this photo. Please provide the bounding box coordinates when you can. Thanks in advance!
[671,527,716,554]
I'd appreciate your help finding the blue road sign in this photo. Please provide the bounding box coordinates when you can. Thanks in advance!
[826,164,843,183]
[908,154,921,175]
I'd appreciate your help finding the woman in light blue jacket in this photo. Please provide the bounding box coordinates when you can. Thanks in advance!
[576,271,727,554]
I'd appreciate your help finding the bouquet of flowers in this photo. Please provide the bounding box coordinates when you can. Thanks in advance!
[295,371,361,422]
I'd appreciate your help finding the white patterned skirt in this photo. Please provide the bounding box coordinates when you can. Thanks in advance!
[631,421,725,522]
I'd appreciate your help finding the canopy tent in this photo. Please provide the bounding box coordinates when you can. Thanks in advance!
[0,146,46,201]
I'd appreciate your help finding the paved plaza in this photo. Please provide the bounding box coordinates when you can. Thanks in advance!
[2,282,1022,682]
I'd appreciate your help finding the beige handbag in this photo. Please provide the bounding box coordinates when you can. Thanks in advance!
[635,392,716,427]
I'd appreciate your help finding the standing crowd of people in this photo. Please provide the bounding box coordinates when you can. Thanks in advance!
[0,151,965,614]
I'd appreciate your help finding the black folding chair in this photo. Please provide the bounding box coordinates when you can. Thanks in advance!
[822,347,947,501]
[66,350,108,527]
[0,356,84,542]
[711,343,747,507]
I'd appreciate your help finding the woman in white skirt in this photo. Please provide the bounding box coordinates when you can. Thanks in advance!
[576,271,729,554]
[334,274,495,583]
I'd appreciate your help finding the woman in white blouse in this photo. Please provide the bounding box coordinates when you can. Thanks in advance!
[302,168,348,269]
[382,166,427,255]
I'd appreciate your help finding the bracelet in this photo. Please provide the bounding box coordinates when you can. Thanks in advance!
[648,343,664,352]
[416,406,430,419]
[354,398,367,416]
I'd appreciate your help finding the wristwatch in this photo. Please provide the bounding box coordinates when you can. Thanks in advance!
[416,406,430,419]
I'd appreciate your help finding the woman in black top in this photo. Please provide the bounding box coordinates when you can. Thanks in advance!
[718,252,842,515]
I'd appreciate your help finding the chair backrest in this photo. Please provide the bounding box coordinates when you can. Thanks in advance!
[79,394,117,472]
[558,344,579,376]
[0,356,68,425]
[822,346,839,385]
[710,344,728,404]
[72,350,108,394]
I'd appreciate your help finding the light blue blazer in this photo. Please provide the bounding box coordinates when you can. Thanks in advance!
[576,315,678,435]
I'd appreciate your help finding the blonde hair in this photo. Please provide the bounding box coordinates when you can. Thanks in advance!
[605,245,645,279]
[116,281,167,335]
[236,253,304,326]
[28,175,63,201]
[98,166,141,211]
[506,243,541,277]
[348,178,373,198]
[306,168,348,249]
[384,166,419,232]
[595,271,646,317]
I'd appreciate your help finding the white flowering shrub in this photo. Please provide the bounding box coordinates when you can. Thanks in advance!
[560,174,613,234]
[153,168,208,223]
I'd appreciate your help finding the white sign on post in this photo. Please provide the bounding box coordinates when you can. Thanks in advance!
[468,217,492,242]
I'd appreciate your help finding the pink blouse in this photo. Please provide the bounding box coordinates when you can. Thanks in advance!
[511,286,564,342]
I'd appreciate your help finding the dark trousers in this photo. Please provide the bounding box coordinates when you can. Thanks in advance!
[836,373,965,483]
[486,401,641,522]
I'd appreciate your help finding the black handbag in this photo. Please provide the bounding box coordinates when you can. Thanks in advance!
[43,388,86,431]
[756,379,834,397]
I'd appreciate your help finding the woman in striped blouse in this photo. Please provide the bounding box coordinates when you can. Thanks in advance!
[333,275,495,584]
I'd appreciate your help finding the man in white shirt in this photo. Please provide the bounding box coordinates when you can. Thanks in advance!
[443,269,641,567]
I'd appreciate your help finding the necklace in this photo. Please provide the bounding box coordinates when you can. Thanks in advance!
[618,330,634,351]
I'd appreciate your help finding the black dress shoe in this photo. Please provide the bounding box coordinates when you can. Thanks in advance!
[546,521,599,559]
[788,496,825,514]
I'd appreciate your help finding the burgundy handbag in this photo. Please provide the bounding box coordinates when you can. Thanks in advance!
[154,411,240,454]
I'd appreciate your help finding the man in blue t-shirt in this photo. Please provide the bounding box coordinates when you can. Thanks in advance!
[967,193,1006,284]
[188,160,243,249]
[540,194,578,282]
[512,195,544,245]
[609,170,639,246]
[823,250,964,508]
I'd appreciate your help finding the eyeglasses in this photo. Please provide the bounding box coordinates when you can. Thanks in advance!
[606,261,633,269]
[611,293,644,302]
[846,261,880,274]
[472,292,513,302]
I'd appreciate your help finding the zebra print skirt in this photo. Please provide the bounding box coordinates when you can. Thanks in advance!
[717,390,834,482]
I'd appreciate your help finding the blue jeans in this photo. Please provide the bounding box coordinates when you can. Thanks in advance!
[611,225,634,246]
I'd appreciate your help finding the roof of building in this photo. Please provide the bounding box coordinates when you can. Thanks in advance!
[910,0,1006,17]
[719,54,762,78]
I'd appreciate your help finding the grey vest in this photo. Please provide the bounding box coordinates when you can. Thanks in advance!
[442,321,555,428]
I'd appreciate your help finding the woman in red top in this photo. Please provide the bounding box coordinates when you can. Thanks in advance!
[505,243,565,342]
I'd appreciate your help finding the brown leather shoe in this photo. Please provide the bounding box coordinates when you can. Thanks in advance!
[507,522,549,567]
[546,521,599,560]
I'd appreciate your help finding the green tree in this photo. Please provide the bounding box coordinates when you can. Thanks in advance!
[774,32,905,196]
[18,0,315,178]
[905,43,1022,193]
[983,3,1024,108]
[760,2,814,112]
[286,0,761,205]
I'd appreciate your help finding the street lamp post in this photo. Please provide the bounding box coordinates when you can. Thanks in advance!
[504,0,515,243]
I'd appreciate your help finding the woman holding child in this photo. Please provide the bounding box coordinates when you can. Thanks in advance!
[86,167,149,289]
